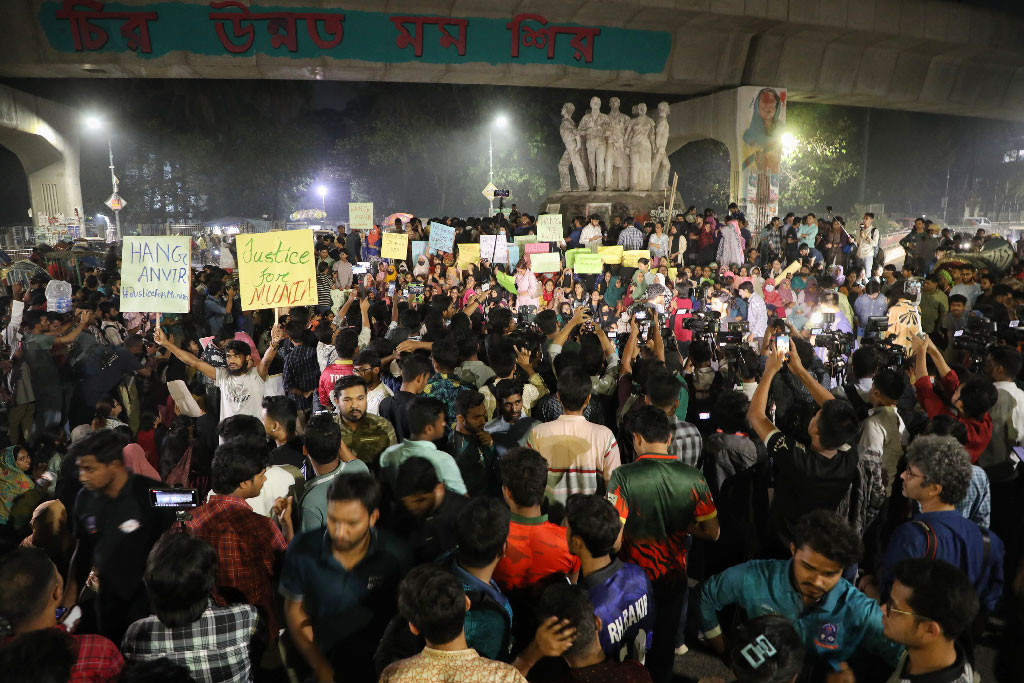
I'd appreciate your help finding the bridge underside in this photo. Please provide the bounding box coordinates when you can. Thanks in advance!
[0,0,1022,120]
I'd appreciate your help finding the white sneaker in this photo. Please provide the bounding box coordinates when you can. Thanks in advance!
[674,644,689,656]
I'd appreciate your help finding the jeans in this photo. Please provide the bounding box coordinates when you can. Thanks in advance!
[648,572,686,683]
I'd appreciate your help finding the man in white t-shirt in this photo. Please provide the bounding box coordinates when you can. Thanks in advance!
[156,324,282,420]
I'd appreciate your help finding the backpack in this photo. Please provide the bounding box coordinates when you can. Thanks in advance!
[69,334,118,378]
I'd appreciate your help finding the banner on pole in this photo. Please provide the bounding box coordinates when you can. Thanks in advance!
[381,232,409,259]
[237,229,317,311]
[348,203,374,230]
[119,236,191,313]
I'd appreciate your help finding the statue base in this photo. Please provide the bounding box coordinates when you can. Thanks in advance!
[539,190,684,228]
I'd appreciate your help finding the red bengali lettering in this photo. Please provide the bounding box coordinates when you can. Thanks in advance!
[390,16,467,57]
[506,13,599,63]
[55,0,158,53]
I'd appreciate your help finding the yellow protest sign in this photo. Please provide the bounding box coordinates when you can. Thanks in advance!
[529,252,560,273]
[457,243,480,270]
[574,253,604,274]
[237,229,317,311]
[536,214,563,242]
[381,232,409,259]
[622,250,651,268]
[348,202,373,230]
[597,245,623,264]
[120,236,191,313]
[668,267,678,281]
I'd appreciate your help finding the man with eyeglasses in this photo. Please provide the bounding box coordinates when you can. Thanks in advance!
[353,348,393,416]
[880,558,978,683]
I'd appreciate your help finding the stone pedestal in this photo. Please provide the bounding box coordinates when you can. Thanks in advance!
[539,190,684,228]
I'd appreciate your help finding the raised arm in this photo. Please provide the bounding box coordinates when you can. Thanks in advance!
[155,325,218,381]
[925,335,952,378]
[551,305,586,348]
[54,309,92,346]
[620,317,639,377]
[257,324,284,381]
[786,347,835,408]
[747,347,784,443]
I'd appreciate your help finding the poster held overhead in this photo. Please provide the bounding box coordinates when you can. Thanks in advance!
[348,203,374,230]
[120,236,191,313]
[536,214,563,242]
[236,229,318,311]
[381,233,409,259]
[428,222,455,253]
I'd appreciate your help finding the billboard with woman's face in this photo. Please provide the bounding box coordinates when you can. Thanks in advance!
[739,87,787,229]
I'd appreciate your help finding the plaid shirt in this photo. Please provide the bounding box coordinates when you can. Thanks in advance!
[668,418,703,468]
[2,627,126,683]
[283,342,320,410]
[760,226,782,258]
[121,602,258,683]
[617,226,644,251]
[185,495,288,637]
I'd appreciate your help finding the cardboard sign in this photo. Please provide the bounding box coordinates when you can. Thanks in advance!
[457,243,480,270]
[574,253,605,274]
[480,235,509,264]
[529,252,560,273]
[536,214,563,242]
[348,202,373,230]
[597,245,623,264]
[668,267,678,281]
[381,232,409,260]
[120,236,191,313]
[411,241,428,262]
[237,229,317,311]
[622,249,652,268]
[564,248,589,270]
[513,235,537,246]
[429,222,455,253]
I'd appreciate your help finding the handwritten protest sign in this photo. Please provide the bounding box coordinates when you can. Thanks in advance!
[480,235,509,264]
[529,252,560,273]
[457,243,480,270]
[523,242,549,256]
[574,253,604,274]
[514,235,537,246]
[119,236,191,313]
[411,241,428,263]
[597,245,623,264]
[507,244,520,266]
[381,232,409,259]
[348,203,373,230]
[429,222,455,253]
[564,248,588,270]
[237,229,317,311]
[536,214,563,242]
[622,249,652,268]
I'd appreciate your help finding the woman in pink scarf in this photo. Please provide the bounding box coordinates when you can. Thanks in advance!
[514,260,540,309]
[123,443,161,481]
[777,277,795,307]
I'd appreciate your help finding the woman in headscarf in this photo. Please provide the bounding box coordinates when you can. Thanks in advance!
[716,219,745,267]
[777,277,795,308]
[0,446,34,527]
[122,443,160,481]
[603,274,627,309]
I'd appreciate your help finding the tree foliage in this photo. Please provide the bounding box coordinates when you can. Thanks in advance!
[779,103,860,211]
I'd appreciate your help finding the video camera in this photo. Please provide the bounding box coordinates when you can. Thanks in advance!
[953,315,998,371]
[150,487,200,523]
[494,189,511,198]
[860,317,908,371]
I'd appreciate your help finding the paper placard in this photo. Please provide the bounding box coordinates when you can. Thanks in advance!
[381,232,409,260]
[529,252,560,273]
[622,250,652,268]
[597,245,623,264]
[457,243,480,270]
[574,253,605,274]
[523,242,550,256]
[668,267,678,281]
[237,229,317,311]
[411,241,428,262]
[507,244,520,267]
[348,203,373,230]
[564,248,589,270]
[120,236,191,313]
[536,214,563,242]
[480,235,509,264]
[513,235,537,246]
[428,222,455,253]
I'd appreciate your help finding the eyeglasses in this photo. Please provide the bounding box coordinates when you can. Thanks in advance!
[904,469,925,481]
[883,598,917,619]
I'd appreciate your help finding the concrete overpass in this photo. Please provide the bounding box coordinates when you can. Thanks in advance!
[0,84,83,227]
[0,0,1021,120]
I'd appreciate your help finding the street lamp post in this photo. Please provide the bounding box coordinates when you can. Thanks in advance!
[86,115,121,241]
[488,114,509,216]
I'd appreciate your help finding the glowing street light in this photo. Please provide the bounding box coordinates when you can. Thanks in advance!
[83,113,121,241]
[317,185,327,213]
[488,114,510,215]
[781,132,798,157]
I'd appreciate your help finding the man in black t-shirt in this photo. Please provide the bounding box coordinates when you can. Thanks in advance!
[748,347,861,553]
[65,429,174,644]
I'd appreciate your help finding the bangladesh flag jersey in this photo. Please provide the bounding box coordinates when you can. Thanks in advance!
[607,453,717,580]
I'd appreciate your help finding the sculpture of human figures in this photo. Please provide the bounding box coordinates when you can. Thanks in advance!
[652,101,672,191]
[557,103,589,192]
[627,102,655,191]
[603,97,630,191]
[577,96,608,191]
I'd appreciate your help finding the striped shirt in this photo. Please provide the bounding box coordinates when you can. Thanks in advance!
[527,415,620,506]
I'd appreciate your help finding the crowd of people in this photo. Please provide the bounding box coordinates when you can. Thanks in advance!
[0,202,1021,683]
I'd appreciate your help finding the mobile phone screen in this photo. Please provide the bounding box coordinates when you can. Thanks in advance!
[777,334,790,354]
